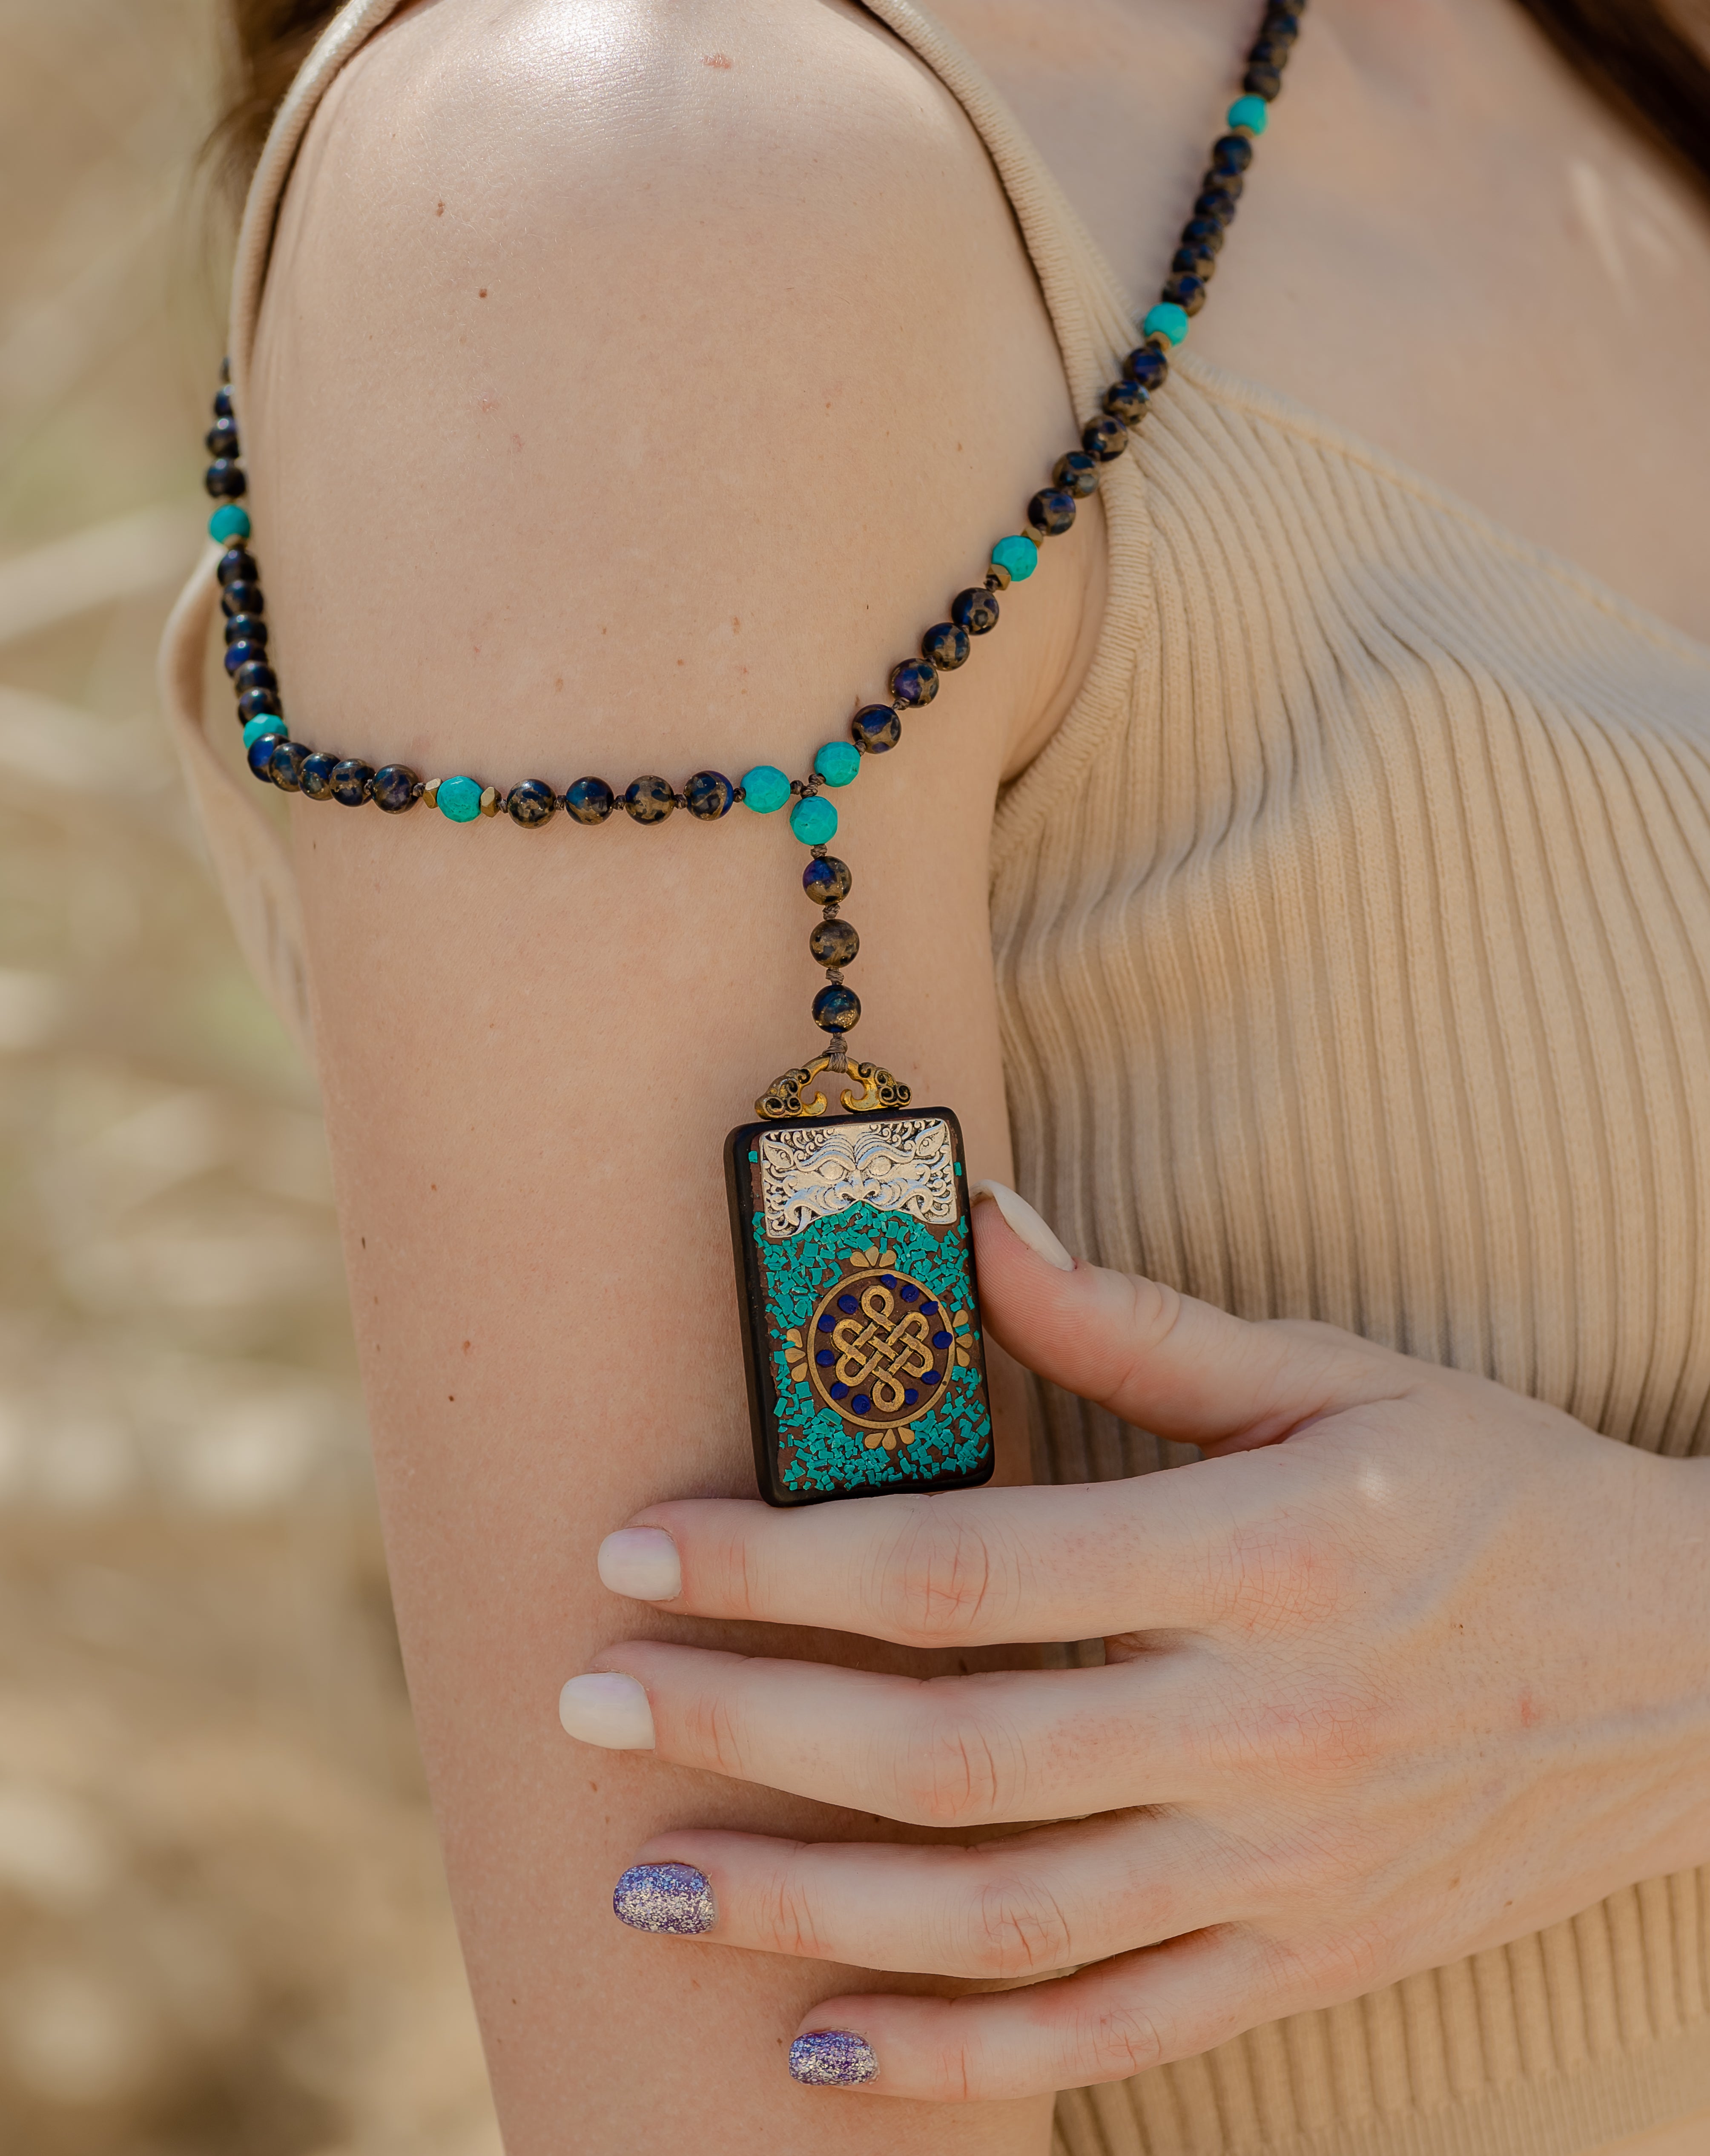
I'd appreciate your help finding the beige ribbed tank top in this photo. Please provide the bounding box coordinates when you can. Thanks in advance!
[160,4,1710,2151]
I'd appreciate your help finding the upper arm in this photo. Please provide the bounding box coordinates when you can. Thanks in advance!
[244,4,1089,2147]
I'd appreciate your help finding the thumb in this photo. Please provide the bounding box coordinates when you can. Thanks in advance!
[971,1182,1400,1450]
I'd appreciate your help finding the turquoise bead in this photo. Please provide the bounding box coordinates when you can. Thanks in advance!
[1228,95,1268,135]
[208,504,251,543]
[1142,302,1190,347]
[242,715,286,749]
[991,534,1039,583]
[815,741,861,789]
[438,774,483,822]
[742,764,791,813]
[790,794,838,846]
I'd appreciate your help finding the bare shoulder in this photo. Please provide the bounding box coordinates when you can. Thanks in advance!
[250,0,1095,788]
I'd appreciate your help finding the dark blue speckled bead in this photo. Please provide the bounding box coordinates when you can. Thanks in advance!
[204,459,247,500]
[685,769,735,819]
[1181,216,1225,258]
[851,704,901,754]
[270,739,312,791]
[232,661,277,699]
[803,854,851,903]
[217,546,256,587]
[951,586,1001,633]
[624,775,675,824]
[1052,452,1099,500]
[506,779,557,827]
[813,985,861,1034]
[1104,379,1150,427]
[213,386,234,420]
[810,918,859,966]
[223,614,267,648]
[1245,61,1283,98]
[237,687,282,723]
[1125,346,1171,390]
[220,581,263,619]
[330,759,373,807]
[565,777,615,824]
[370,764,419,813]
[890,658,937,707]
[1082,414,1129,462]
[921,622,970,671]
[1161,273,1207,316]
[1195,184,1239,223]
[206,420,239,459]
[1172,244,1215,279]
[300,752,339,800]
[1029,487,1077,537]
[247,732,282,782]
[224,639,266,676]
[1211,133,1255,176]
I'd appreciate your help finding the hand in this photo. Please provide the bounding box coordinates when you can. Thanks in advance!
[559,1186,1710,2101]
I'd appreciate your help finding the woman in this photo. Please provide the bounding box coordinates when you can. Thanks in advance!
[165,0,1710,2150]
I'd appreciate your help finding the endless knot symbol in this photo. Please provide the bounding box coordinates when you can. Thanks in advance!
[806,1269,947,1429]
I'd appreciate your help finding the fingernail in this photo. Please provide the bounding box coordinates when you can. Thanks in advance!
[613,1861,715,1935]
[598,1527,682,1602]
[972,1179,1076,1271]
[558,1672,655,1749]
[789,2030,880,2086]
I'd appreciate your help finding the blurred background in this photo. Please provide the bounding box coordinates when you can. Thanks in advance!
[0,3,501,2149]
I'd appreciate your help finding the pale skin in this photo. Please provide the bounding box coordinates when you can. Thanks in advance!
[244,0,1710,2150]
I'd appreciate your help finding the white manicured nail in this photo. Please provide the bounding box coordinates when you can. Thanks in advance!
[972,1180,1076,1271]
[598,1528,682,1602]
[559,1673,656,1750]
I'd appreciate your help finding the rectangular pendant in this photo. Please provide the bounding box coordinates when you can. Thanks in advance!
[724,1105,996,1507]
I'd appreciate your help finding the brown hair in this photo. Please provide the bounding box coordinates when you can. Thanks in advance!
[211,1,1710,204]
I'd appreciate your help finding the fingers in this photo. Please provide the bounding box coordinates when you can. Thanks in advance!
[601,1475,1229,1645]
[787,1926,1287,2099]
[970,1184,1399,1450]
[562,1641,1207,1824]
[620,1811,1238,1977]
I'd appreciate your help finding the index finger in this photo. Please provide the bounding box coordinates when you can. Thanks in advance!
[599,1476,1217,1647]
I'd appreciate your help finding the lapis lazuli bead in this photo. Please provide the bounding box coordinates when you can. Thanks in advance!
[1162,273,1207,316]
[803,855,852,903]
[270,739,311,792]
[810,918,858,966]
[813,985,861,1034]
[232,661,277,698]
[438,774,483,822]
[686,769,735,819]
[890,658,938,706]
[951,586,1001,633]
[921,621,970,670]
[204,459,247,500]
[209,505,250,544]
[1212,132,1255,176]
[815,741,861,788]
[1082,415,1129,462]
[331,760,374,807]
[237,687,281,723]
[790,794,838,846]
[242,715,286,750]
[1228,94,1269,134]
[371,764,419,813]
[1180,215,1225,257]
[851,704,900,755]
[625,775,675,824]
[213,386,234,420]
[206,421,239,459]
[301,752,339,800]
[507,778,557,827]
[1052,452,1099,500]
[1142,302,1190,347]
[224,614,267,647]
[1104,380,1149,427]
[217,546,255,586]
[220,581,262,618]
[1029,488,1077,537]
[246,732,280,782]
[565,777,614,824]
[1125,346,1170,390]
[224,640,265,676]
[991,534,1038,583]
[742,764,791,813]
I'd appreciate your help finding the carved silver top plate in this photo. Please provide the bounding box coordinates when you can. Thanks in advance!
[759,1118,958,1240]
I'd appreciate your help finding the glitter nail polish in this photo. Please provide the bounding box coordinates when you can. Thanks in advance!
[612,1862,715,1935]
[788,2030,879,2086]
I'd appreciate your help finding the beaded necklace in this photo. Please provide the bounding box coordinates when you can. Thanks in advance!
[201,5,1304,1504]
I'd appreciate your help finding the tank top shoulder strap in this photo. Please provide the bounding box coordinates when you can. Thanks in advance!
[160,0,1142,1059]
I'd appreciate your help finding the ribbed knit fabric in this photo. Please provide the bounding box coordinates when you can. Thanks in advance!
[160,4,1710,2152]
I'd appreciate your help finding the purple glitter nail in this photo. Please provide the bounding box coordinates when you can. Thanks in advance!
[612,1862,715,1935]
[789,2030,879,2086]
